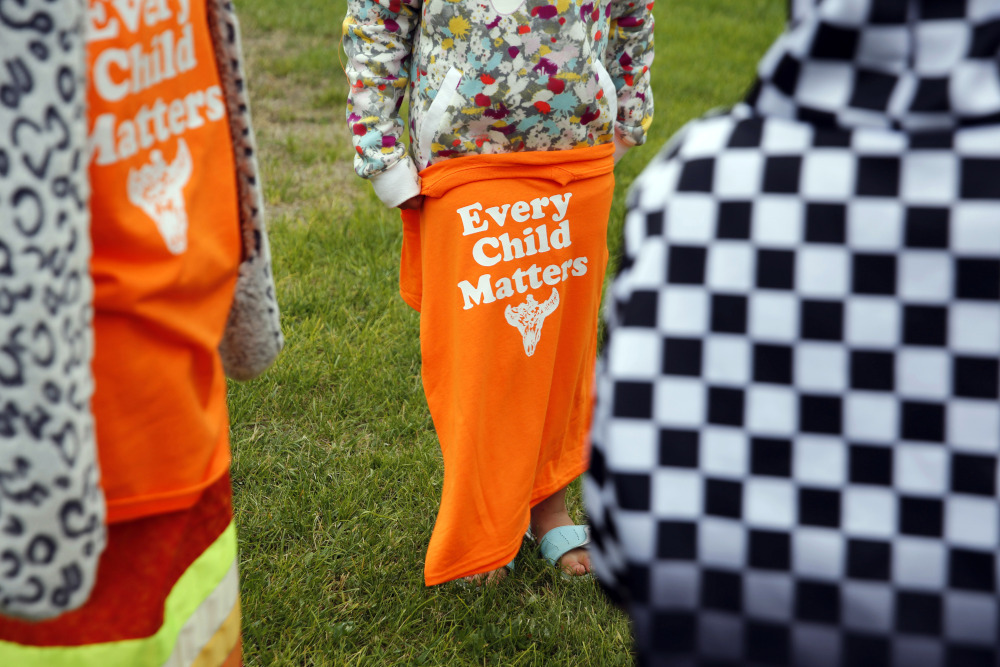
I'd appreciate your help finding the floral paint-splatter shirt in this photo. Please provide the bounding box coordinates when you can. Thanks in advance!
[343,0,654,205]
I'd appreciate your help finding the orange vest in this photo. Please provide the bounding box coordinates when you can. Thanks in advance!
[86,0,240,523]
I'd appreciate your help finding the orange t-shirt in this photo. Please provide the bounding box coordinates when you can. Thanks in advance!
[86,0,241,523]
[401,144,616,584]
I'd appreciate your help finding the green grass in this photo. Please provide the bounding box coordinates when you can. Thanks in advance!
[228,1,785,664]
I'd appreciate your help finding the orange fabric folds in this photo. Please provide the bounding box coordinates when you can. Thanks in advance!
[401,144,615,585]
[86,1,241,523]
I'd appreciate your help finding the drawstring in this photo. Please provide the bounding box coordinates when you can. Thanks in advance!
[339,17,350,80]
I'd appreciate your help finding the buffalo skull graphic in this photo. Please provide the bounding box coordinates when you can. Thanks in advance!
[504,288,560,357]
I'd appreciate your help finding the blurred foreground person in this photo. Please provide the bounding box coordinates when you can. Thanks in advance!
[0,1,281,664]
[587,0,1000,664]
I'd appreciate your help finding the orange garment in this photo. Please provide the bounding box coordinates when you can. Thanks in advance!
[86,1,241,523]
[401,144,616,585]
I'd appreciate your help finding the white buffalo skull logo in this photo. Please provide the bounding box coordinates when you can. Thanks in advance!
[127,139,193,255]
[505,288,560,357]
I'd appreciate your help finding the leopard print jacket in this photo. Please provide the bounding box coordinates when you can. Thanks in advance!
[0,0,281,620]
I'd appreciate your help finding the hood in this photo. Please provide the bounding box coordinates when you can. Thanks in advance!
[746,0,1000,131]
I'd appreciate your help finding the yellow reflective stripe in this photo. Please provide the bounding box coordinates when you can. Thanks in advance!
[164,560,240,667]
[0,523,238,667]
[189,596,240,667]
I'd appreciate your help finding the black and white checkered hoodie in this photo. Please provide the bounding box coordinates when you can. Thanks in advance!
[586,1,1000,665]
[759,0,1000,131]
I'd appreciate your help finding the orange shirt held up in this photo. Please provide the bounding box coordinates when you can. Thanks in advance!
[401,144,616,584]
[86,0,241,523]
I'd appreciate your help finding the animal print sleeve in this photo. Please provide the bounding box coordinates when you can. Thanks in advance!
[343,0,423,181]
[605,0,655,147]
[0,0,107,620]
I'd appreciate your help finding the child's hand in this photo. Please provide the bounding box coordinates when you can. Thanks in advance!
[399,195,425,210]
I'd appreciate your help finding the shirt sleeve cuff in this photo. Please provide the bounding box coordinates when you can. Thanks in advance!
[370,157,422,208]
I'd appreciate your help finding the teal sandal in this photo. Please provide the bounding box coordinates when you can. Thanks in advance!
[537,525,592,577]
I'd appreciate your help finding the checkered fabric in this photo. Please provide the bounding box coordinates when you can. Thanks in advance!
[754,0,1000,132]
[585,3,1000,665]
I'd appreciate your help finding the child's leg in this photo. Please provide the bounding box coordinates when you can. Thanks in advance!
[531,484,591,575]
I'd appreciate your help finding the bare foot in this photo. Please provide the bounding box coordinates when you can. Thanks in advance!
[461,566,509,586]
[531,485,591,576]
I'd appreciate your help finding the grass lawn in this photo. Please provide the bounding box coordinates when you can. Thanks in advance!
[227,0,786,663]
